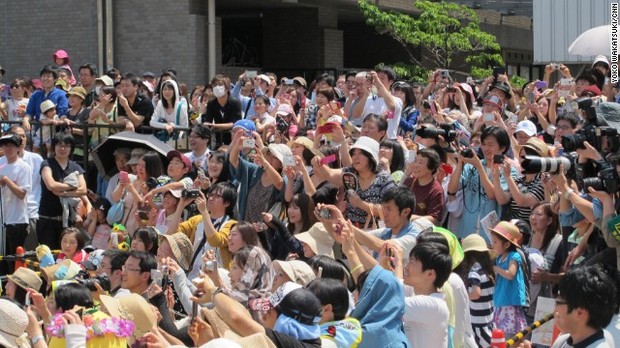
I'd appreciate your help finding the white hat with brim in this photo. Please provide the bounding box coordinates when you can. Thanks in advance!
[262,143,293,165]
[273,260,316,286]
[295,223,334,258]
[349,136,380,168]
[40,100,56,114]
[0,299,29,348]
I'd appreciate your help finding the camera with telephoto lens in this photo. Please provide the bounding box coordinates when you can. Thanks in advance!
[182,189,201,199]
[416,124,457,142]
[520,156,573,175]
[562,126,619,154]
[146,177,159,190]
[583,165,619,194]
[74,271,111,292]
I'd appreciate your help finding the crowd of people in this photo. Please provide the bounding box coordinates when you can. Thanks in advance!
[0,48,618,347]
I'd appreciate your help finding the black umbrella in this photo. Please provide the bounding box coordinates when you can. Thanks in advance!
[91,131,175,178]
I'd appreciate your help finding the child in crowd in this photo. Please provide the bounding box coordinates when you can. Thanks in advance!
[56,227,88,264]
[38,100,60,155]
[52,49,76,85]
[490,221,527,339]
[459,234,495,347]
[86,197,112,250]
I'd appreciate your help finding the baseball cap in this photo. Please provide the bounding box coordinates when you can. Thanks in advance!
[0,134,21,147]
[275,104,294,116]
[127,148,146,166]
[515,120,537,137]
[95,75,114,87]
[232,119,256,133]
[293,77,307,88]
[167,150,192,169]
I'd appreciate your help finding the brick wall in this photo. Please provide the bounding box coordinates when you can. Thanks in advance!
[0,0,99,80]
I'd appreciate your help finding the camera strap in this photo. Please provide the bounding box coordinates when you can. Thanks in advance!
[189,216,228,271]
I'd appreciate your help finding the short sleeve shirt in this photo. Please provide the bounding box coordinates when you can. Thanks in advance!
[342,167,395,226]
[118,93,154,131]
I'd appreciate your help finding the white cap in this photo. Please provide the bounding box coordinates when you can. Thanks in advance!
[515,120,537,137]
[592,55,610,68]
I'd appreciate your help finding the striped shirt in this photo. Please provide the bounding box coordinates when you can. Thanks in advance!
[467,262,495,326]
[510,174,545,221]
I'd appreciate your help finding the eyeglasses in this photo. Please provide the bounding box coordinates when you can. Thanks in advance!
[208,193,223,199]
[556,125,573,131]
[121,265,142,273]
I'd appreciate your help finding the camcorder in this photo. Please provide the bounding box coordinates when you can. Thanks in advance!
[276,116,289,134]
[182,189,201,199]
[416,124,457,142]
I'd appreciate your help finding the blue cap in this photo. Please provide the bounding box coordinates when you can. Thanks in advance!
[233,119,256,133]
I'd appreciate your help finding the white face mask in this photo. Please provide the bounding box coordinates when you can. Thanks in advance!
[213,85,226,98]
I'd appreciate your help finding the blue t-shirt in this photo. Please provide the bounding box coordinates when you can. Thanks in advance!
[456,160,517,240]
[493,251,527,307]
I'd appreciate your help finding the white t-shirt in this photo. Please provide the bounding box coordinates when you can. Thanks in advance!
[184,150,210,171]
[448,272,477,348]
[0,158,32,224]
[0,151,42,219]
[361,94,403,139]
[6,98,29,122]
[403,291,449,348]
[187,216,228,280]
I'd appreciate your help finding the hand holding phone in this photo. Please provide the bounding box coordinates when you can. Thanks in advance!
[320,154,337,166]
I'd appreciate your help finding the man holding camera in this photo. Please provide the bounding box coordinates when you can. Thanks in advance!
[166,181,238,279]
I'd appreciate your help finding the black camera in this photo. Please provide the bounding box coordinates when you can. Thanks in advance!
[562,126,619,154]
[182,189,201,199]
[276,116,289,134]
[576,97,599,124]
[583,167,619,194]
[146,177,159,190]
[417,124,457,142]
[74,271,111,292]
[461,148,474,158]
[521,156,572,174]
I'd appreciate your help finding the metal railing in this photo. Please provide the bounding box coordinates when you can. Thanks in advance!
[0,120,192,186]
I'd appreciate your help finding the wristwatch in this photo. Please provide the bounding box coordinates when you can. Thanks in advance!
[562,189,574,200]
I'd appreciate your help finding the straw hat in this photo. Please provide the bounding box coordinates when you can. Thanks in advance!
[7,267,42,292]
[201,307,232,338]
[41,259,82,282]
[490,221,522,248]
[522,137,550,157]
[0,299,29,348]
[100,293,156,340]
[461,234,489,253]
[290,136,324,159]
[273,260,316,286]
[161,233,193,270]
[295,223,334,258]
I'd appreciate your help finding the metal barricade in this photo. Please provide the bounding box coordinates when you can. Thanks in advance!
[0,120,191,186]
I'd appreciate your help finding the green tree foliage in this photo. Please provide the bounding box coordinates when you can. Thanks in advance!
[358,0,504,77]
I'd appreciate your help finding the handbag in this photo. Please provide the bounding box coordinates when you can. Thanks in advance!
[107,191,127,225]
[155,103,181,142]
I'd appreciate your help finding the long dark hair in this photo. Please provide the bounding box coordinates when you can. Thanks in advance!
[160,80,177,109]
[457,250,496,286]
[141,151,164,178]
[532,202,560,251]
[287,193,317,234]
